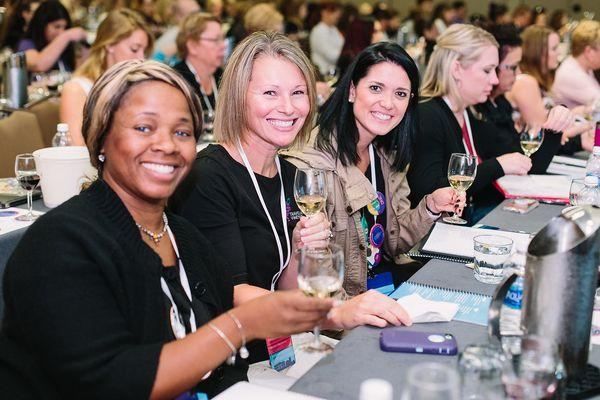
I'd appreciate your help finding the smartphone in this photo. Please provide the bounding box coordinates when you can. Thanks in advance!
[380,328,458,356]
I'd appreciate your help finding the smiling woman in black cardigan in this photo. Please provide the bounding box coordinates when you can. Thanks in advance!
[0,60,332,400]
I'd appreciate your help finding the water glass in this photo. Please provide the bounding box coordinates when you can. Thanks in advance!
[402,362,460,400]
[569,178,585,206]
[473,235,513,284]
[459,344,506,400]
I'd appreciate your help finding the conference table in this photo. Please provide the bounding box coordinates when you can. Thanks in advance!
[290,201,600,400]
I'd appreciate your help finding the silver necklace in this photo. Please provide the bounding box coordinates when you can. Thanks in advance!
[136,213,168,245]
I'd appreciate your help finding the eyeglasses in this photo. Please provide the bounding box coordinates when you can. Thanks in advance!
[198,36,226,43]
[498,64,519,74]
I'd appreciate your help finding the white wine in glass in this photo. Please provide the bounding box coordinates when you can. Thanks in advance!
[297,244,344,353]
[294,168,327,217]
[519,125,544,157]
[443,153,477,225]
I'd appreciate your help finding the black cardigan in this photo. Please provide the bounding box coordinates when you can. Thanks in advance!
[0,180,245,399]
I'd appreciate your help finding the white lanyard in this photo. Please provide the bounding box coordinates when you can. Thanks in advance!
[186,61,217,115]
[160,225,197,339]
[236,139,291,290]
[368,144,378,224]
[442,96,479,160]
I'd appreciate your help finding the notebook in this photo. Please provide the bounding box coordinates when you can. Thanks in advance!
[390,282,491,326]
[406,223,531,263]
[495,174,571,203]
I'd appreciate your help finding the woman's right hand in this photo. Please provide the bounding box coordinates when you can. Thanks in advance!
[327,290,412,329]
[238,290,333,340]
[496,152,532,175]
[66,27,87,42]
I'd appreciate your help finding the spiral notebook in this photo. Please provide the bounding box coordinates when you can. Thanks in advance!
[390,282,491,326]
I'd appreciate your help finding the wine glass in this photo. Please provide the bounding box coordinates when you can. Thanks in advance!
[297,244,344,353]
[324,67,338,87]
[294,168,327,218]
[568,178,585,206]
[403,362,461,400]
[519,125,544,157]
[14,153,39,221]
[443,153,477,225]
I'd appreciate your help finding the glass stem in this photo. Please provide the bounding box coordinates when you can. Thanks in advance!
[26,190,33,217]
[313,325,322,347]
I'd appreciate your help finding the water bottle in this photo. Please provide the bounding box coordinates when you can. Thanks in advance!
[577,176,600,205]
[52,123,72,147]
[585,121,600,182]
[500,242,527,336]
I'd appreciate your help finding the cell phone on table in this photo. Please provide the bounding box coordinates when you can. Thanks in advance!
[380,328,458,356]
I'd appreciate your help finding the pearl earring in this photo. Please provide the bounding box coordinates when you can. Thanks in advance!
[98,154,106,163]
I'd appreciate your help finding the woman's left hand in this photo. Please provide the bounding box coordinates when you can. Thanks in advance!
[427,187,466,216]
[543,105,574,133]
[292,213,331,251]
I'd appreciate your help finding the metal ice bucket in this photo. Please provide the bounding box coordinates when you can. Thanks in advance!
[489,206,600,377]
[1,52,28,108]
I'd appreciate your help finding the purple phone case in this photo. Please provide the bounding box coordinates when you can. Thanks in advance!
[379,329,458,356]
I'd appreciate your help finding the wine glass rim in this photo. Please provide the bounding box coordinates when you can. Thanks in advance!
[16,153,34,158]
[450,152,476,160]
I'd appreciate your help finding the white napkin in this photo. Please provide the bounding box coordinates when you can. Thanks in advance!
[396,293,459,323]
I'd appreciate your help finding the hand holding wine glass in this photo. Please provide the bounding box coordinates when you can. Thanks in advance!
[443,153,477,225]
[15,153,39,221]
[519,125,544,157]
[297,244,344,353]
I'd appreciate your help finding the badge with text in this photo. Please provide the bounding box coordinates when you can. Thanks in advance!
[266,336,296,372]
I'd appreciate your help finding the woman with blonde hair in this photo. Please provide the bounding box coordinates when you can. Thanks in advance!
[173,32,413,361]
[243,3,284,34]
[59,8,153,145]
[408,24,537,222]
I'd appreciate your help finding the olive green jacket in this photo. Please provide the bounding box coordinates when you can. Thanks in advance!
[282,132,436,297]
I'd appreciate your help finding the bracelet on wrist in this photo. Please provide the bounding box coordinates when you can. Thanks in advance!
[208,322,237,366]
[425,196,441,216]
[227,311,249,360]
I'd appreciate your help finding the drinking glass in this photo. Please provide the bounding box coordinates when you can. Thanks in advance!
[443,153,477,225]
[568,178,585,206]
[402,362,461,400]
[473,235,513,284]
[459,343,507,400]
[518,125,544,157]
[14,153,39,221]
[297,244,344,353]
[502,335,564,400]
[324,67,338,87]
[294,168,327,218]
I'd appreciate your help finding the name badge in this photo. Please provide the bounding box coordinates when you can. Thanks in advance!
[266,336,296,372]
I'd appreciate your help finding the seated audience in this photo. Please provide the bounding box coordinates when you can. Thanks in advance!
[173,12,225,135]
[488,2,511,25]
[152,0,199,65]
[283,42,464,294]
[17,0,86,73]
[432,2,455,34]
[172,32,412,362]
[512,4,532,32]
[243,3,284,35]
[310,1,344,78]
[0,59,333,399]
[475,24,573,174]
[0,0,39,51]
[337,17,386,76]
[552,20,600,110]
[407,24,532,222]
[60,9,152,146]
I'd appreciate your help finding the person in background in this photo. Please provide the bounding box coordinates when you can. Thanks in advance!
[283,42,464,295]
[552,20,600,110]
[310,0,344,78]
[532,5,547,27]
[337,17,386,77]
[507,25,589,147]
[172,33,413,362]
[512,5,532,33]
[60,9,152,146]
[0,0,39,51]
[549,9,569,37]
[243,3,284,35]
[0,59,333,399]
[475,24,575,176]
[282,0,308,45]
[17,0,86,72]
[407,24,534,222]
[152,0,199,65]
[432,2,455,35]
[488,2,511,26]
[452,1,467,24]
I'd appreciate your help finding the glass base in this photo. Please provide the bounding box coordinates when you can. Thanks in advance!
[443,215,467,225]
[301,341,334,353]
[15,213,37,222]
[473,272,503,284]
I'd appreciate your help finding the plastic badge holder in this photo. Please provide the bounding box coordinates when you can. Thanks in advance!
[502,199,539,214]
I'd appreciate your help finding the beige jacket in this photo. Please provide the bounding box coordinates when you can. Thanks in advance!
[282,132,435,297]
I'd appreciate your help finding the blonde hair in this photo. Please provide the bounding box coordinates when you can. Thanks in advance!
[571,20,600,57]
[214,31,317,146]
[75,9,153,82]
[243,3,284,33]
[83,60,203,171]
[421,24,498,109]
[176,12,221,59]
[520,25,555,91]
